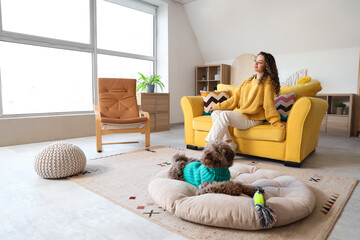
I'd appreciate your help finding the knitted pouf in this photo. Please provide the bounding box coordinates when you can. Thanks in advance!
[34,142,87,179]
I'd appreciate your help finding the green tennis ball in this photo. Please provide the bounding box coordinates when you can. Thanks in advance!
[253,191,265,206]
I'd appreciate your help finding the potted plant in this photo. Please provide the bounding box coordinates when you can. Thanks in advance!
[335,102,346,115]
[136,73,165,93]
[202,75,206,80]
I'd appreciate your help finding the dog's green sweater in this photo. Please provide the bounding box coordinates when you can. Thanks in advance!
[183,162,230,188]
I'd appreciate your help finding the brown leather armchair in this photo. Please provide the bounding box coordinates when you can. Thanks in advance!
[95,78,150,152]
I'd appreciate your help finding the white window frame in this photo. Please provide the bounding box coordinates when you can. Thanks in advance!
[0,0,157,118]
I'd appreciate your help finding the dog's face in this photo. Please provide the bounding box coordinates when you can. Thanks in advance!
[201,141,235,168]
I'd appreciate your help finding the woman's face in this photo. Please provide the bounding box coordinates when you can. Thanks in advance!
[253,54,266,73]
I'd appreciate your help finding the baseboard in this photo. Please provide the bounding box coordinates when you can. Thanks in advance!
[170,122,184,127]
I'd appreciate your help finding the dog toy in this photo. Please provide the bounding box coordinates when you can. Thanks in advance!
[252,188,277,227]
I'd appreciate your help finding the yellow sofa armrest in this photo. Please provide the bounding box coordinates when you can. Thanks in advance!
[285,97,328,163]
[181,96,204,145]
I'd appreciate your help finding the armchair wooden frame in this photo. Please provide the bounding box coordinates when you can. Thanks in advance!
[95,105,150,152]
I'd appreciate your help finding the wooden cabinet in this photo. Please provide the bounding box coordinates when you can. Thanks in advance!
[137,93,170,132]
[315,93,355,137]
[195,64,231,95]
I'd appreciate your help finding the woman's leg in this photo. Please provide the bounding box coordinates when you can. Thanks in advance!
[205,110,233,142]
[205,110,263,143]
[225,111,263,131]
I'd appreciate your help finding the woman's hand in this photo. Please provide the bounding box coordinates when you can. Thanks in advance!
[274,122,286,128]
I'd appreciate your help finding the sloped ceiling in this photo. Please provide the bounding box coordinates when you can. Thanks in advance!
[173,0,197,4]
[183,0,360,63]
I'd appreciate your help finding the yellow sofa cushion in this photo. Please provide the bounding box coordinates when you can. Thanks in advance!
[193,116,286,142]
[193,116,213,131]
[217,84,239,97]
[280,81,322,100]
[233,122,286,142]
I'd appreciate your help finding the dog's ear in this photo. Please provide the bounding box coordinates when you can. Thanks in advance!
[172,153,188,163]
[222,146,235,167]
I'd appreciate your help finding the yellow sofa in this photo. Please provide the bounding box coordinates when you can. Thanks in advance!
[181,81,328,167]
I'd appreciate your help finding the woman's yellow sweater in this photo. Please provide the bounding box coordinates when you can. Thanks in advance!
[213,76,282,127]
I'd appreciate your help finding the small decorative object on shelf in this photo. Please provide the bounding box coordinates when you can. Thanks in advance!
[214,66,221,80]
[335,102,346,115]
[202,75,206,80]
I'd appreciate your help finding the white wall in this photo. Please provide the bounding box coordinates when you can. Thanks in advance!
[156,1,169,92]
[154,0,204,123]
[148,0,204,123]
[276,47,360,93]
[184,0,360,93]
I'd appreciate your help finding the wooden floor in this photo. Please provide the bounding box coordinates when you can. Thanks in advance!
[0,125,359,240]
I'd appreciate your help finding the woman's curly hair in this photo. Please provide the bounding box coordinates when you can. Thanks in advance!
[254,51,281,96]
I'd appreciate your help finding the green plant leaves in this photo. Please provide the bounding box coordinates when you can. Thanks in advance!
[335,102,346,108]
[136,72,164,92]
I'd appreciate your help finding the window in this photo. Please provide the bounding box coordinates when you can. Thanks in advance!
[0,0,157,116]
[97,0,154,56]
[98,54,153,79]
[0,42,93,114]
[1,0,90,43]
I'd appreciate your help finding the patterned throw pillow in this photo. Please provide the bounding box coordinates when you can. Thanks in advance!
[275,93,296,121]
[201,90,230,115]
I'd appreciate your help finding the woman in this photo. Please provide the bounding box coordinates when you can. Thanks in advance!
[205,51,285,152]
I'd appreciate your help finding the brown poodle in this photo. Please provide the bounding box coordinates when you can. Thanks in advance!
[168,141,256,197]
[198,180,256,197]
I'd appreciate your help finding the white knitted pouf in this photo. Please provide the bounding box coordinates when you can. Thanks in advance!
[34,142,87,179]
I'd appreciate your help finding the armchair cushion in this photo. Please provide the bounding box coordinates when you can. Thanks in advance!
[98,78,139,119]
[101,116,148,124]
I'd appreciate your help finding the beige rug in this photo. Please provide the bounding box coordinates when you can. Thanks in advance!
[69,146,358,240]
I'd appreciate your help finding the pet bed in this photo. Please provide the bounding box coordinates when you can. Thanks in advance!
[148,163,315,230]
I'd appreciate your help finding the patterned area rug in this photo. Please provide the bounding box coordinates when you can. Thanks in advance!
[68,146,358,240]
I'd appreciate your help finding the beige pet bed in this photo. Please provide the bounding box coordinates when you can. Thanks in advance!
[148,163,315,230]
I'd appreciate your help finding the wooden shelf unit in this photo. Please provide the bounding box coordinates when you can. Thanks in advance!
[315,93,355,137]
[136,93,170,132]
[195,64,231,95]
